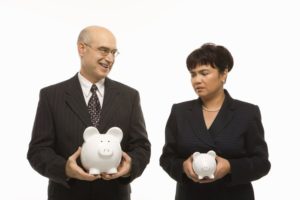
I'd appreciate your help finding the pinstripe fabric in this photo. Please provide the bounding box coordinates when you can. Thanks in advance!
[27,74,151,200]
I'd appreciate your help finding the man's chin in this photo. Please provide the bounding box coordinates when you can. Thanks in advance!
[96,68,110,76]
[95,72,109,80]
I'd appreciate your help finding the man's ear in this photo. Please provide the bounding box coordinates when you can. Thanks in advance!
[78,42,85,56]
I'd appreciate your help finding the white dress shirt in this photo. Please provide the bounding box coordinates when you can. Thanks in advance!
[78,72,105,106]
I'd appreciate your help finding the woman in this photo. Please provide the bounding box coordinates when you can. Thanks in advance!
[160,43,271,200]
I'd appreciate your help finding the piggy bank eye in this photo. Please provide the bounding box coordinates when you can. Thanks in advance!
[100,140,103,143]
[108,140,110,142]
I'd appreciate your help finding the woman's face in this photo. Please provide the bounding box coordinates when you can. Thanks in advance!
[190,64,227,99]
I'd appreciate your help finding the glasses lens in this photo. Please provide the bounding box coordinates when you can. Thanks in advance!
[114,51,120,57]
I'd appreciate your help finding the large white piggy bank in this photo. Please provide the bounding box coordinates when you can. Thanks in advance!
[192,150,217,179]
[80,126,123,175]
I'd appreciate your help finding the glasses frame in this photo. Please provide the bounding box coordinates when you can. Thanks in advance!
[84,43,120,57]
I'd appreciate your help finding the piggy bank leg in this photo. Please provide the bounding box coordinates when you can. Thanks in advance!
[209,174,215,179]
[198,175,204,180]
[106,167,118,174]
[89,168,100,175]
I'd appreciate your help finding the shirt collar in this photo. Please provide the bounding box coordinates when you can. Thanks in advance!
[78,72,105,97]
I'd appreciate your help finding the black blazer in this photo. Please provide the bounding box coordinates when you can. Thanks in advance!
[160,90,270,200]
[27,74,151,200]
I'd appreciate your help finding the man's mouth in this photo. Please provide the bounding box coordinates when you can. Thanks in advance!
[99,62,110,69]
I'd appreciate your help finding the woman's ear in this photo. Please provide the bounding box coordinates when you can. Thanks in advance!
[222,68,228,83]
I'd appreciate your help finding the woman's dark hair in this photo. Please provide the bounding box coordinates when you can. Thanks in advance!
[186,43,234,73]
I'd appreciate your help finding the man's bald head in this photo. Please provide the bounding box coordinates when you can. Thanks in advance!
[77,25,117,83]
[77,26,116,45]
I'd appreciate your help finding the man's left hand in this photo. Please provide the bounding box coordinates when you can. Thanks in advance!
[101,152,132,180]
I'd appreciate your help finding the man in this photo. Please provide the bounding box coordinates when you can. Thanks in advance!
[27,26,151,200]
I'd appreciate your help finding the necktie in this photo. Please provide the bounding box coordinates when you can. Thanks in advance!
[88,84,101,127]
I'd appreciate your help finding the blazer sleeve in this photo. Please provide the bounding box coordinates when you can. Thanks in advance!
[227,106,271,185]
[160,104,185,183]
[27,89,69,188]
[120,91,151,184]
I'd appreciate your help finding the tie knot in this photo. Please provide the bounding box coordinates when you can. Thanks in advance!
[90,84,98,93]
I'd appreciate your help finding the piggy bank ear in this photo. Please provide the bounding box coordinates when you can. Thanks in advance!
[107,127,123,142]
[83,126,99,141]
[207,150,216,158]
[192,152,201,159]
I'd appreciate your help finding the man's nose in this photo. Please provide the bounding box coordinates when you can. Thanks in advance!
[105,52,115,62]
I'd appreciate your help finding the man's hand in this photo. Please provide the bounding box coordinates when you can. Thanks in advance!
[65,147,100,181]
[101,152,132,180]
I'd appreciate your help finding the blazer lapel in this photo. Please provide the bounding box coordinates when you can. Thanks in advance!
[98,78,121,130]
[208,90,234,135]
[187,100,216,148]
[64,74,92,127]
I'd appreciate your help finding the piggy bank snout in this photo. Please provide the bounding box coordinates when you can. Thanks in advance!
[98,146,113,157]
[202,164,209,171]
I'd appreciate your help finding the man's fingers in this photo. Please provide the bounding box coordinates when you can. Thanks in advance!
[76,168,100,181]
[70,147,81,160]
[66,147,101,181]
[122,152,131,161]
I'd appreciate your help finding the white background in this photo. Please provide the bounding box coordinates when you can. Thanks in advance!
[0,0,299,199]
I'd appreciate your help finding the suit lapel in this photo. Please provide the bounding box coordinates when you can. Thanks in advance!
[98,78,121,130]
[187,100,216,148]
[208,90,234,135]
[64,74,92,127]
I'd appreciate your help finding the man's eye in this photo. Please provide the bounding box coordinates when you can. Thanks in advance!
[99,47,110,53]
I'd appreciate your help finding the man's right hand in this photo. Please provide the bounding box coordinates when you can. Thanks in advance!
[65,147,100,181]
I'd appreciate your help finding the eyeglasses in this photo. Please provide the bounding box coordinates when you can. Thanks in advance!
[84,43,120,57]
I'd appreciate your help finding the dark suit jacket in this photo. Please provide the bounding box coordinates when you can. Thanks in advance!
[160,90,270,200]
[27,74,151,200]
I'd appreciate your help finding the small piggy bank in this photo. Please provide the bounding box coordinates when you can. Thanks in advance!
[192,150,217,179]
[80,126,123,175]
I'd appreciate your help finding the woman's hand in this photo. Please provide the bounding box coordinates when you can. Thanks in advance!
[198,155,231,183]
[183,155,199,182]
[183,154,231,183]
[214,155,231,179]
